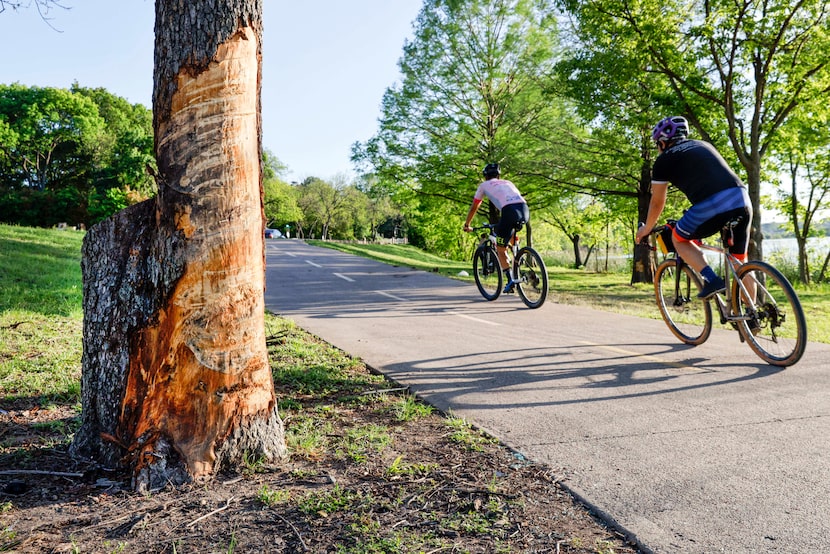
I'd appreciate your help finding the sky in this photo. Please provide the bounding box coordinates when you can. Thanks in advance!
[0,0,423,181]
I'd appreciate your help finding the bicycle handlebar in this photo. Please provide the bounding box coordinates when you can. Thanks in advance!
[470,223,497,232]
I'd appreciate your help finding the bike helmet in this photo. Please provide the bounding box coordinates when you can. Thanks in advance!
[482,163,501,179]
[651,116,689,145]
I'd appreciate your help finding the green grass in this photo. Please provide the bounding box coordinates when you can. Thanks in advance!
[0,224,85,404]
[313,239,830,345]
[0,224,630,553]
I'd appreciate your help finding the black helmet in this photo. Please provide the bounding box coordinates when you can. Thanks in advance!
[482,163,500,179]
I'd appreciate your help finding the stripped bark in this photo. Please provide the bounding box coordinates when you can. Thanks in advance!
[70,0,286,491]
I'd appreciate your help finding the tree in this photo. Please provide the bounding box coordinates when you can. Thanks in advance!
[296,175,355,241]
[353,0,570,254]
[70,0,286,491]
[263,176,301,231]
[72,84,156,197]
[560,0,830,261]
[768,111,830,283]
[0,0,65,16]
[0,84,104,192]
[539,195,608,268]
[0,84,155,226]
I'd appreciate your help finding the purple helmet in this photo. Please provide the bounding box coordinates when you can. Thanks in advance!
[652,116,689,144]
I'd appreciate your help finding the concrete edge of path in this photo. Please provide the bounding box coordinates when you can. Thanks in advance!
[359,359,655,554]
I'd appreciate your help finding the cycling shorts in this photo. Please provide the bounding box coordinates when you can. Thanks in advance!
[495,203,530,247]
[674,187,752,255]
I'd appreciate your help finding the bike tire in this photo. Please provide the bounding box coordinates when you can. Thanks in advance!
[473,245,502,301]
[515,247,548,309]
[654,259,712,345]
[732,260,807,367]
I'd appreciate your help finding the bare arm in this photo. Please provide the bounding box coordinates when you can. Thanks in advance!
[463,198,482,232]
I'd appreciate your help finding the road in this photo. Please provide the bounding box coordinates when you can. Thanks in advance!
[263,239,830,553]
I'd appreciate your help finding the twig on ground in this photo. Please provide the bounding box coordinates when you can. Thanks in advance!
[274,512,309,552]
[186,496,235,528]
[0,469,84,478]
[360,387,409,395]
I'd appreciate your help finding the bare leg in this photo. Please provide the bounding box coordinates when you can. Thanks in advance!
[496,245,510,273]
[674,241,708,273]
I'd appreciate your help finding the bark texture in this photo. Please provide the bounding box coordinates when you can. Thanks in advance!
[70,0,286,491]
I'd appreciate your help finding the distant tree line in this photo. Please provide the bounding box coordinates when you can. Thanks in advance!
[0,83,155,227]
[0,82,406,244]
[261,151,403,242]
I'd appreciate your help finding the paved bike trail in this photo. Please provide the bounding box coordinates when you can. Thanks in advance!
[263,240,830,553]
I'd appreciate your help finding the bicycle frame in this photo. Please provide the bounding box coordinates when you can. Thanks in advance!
[691,241,758,326]
[474,224,521,277]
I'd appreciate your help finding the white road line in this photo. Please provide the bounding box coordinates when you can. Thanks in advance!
[375,291,409,302]
[306,260,322,268]
[448,311,500,326]
[333,273,355,282]
[283,251,297,257]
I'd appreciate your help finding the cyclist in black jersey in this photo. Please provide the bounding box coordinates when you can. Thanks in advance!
[635,116,753,299]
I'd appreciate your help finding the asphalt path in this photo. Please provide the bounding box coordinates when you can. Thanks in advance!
[263,239,830,553]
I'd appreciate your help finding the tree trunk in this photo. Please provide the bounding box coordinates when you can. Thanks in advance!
[631,152,654,284]
[797,237,810,284]
[570,235,583,268]
[744,155,764,262]
[70,0,286,491]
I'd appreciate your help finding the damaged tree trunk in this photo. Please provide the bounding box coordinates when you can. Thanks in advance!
[70,0,286,491]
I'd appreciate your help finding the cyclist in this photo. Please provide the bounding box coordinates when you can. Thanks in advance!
[463,163,530,293]
[635,116,753,299]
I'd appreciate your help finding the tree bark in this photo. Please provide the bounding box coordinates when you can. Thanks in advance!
[70,0,286,491]
[631,154,654,285]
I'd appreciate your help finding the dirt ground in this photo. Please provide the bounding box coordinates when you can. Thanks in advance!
[1,342,643,553]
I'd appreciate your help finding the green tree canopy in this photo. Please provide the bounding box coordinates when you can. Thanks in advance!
[0,83,155,226]
[353,0,576,256]
[559,0,830,259]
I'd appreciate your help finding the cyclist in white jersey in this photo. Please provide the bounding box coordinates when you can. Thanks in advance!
[463,163,530,293]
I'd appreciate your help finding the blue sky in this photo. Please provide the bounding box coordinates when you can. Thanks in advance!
[0,0,422,181]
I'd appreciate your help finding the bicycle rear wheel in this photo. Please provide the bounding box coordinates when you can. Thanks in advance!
[654,259,712,345]
[473,245,502,301]
[515,247,548,309]
[732,261,807,367]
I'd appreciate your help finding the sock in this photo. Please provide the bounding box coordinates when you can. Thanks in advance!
[503,268,512,282]
[700,266,718,283]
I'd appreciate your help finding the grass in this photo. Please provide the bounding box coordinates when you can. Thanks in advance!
[0,225,85,405]
[313,239,830,345]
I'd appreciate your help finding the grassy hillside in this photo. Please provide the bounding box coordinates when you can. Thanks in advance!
[0,225,85,403]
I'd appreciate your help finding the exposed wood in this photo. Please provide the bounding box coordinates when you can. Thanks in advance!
[71,0,285,491]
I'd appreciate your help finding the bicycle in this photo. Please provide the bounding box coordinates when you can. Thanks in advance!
[645,219,807,367]
[470,223,548,309]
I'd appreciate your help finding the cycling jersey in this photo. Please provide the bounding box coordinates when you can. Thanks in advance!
[652,139,743,204]
[474,179,526,210]
[652,139,751,255]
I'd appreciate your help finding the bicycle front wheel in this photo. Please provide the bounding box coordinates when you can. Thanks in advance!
[732,261,807,367]
[654,259,712,345]
[472,245,502,301]
[515,247,548,309]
